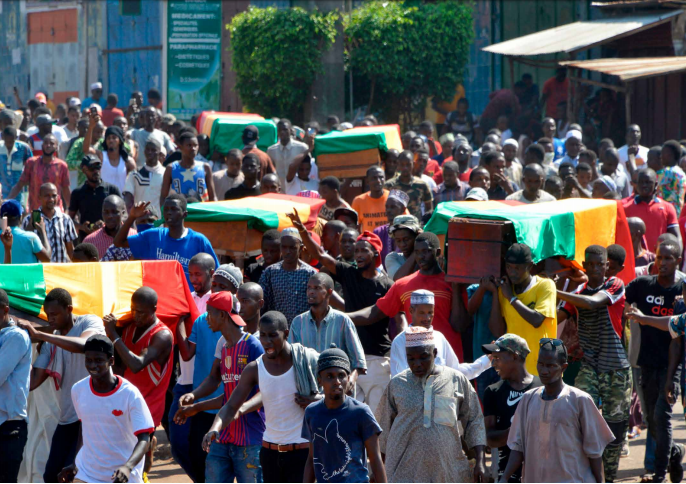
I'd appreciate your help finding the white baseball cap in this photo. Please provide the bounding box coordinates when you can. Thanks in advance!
[90,82,103,91]
[68,97,81,107]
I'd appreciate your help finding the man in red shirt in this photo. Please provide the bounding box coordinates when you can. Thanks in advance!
[9,133,71,210]
[541,68,569,118]
[623,168,681,252]
[418,120,442,159]
[480,84,524,134]
[104,287,174,478]
[100,94,125,127]
[347,231,467,361]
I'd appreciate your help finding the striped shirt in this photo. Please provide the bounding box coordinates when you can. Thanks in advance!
[214,332,265,446]
[21,207,77,263]
[561,277,629,372]
[83,226,137,260]
[259,260,318,325]
[288,307,367,371]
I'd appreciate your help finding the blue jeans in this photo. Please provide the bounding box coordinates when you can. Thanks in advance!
[206,442,263,483]
[168,383,196,481]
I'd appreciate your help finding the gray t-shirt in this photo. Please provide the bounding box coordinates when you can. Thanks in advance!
[34,315,104,424]
[385,252,407,279]
[129,128,175,168]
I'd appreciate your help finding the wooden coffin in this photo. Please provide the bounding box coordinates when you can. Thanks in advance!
[317,148,380,179]
[446,217,516,284]
[185,220,263,259]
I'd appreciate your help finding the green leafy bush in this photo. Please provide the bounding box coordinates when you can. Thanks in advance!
[344,1,474,125]
[229,6,338,118]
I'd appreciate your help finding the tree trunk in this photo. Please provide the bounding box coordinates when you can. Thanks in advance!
[366,76,376,116]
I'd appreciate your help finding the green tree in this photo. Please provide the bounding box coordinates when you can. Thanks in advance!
[344,1,474,126]
[228,6,338,120]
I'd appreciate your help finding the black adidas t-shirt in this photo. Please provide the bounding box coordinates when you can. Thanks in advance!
[483,376,542,482]
[626,275,684,369]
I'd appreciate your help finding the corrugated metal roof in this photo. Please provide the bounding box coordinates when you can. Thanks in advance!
[482,10,682,56]
[560,57,686,80]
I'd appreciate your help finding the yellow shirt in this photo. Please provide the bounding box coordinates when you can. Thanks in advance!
[498,276,557,375]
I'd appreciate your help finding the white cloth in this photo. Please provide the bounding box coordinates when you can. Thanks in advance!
[18,344,61,483]
[101,154,128,192]
[257,355,307,445]
[618,144,649,171]
[178,292,211,385]
[285,176,319,196]
[27,125,69,145]
[267,139,309,188]
[72,375,154,484]
[390,328,491,378]
[355,355,390,415]
[420,174,438,193]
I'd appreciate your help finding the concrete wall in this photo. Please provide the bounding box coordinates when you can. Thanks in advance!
[0,1,30,108]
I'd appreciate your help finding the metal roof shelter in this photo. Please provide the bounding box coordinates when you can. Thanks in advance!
[482,10,685,137]
[483,10,682,57]
[559,57,686,139]
[561,57,686,81]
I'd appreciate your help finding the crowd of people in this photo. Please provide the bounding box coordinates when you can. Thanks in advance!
[1,75,686,484]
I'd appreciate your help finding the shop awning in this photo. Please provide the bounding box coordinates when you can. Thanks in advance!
[482,10,681,56]
[560,56,686,81]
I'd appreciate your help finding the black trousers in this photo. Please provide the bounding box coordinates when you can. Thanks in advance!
[44,421,82,483]
[259,446,309,483]
[0,420,28,483]
[189,411,216,482]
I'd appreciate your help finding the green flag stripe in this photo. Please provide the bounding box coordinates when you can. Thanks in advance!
[424,202,576,263]
[185,204,281,232]
[312,130,389,157]
[0,264,46,316]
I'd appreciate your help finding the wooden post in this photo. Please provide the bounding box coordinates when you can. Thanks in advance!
[625,82,632,128]
[509,57,515,87]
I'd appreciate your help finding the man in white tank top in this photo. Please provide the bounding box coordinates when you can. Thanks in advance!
[202,311,320,483]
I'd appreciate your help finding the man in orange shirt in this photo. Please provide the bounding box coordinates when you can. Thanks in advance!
[352,166,389,232]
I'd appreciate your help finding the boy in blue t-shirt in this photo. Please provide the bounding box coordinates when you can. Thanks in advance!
[113,193,219,285]
[302,345,386,483]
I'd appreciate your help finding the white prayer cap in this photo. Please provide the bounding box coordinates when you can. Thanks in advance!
[566,129,582,141]
[405,326,435,348]
[90,82,103,91]
[503,138,519,150]
[410,289,435,306]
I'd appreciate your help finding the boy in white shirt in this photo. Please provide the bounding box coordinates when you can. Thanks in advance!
[60,335,154,484]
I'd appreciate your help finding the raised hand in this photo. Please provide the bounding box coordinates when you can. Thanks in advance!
[286,207,306,232]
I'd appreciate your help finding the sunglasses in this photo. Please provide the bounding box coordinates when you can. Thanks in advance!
[539,338,568,356]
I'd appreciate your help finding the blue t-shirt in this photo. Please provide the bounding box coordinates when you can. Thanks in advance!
[553,137,566,160]
[82,96,107,110]
[127,227,219,285]
[302,397,382,483]
[467,284,496,359]
[0,226,42,264]
[171,161,208,201]
[188,313,223,414]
